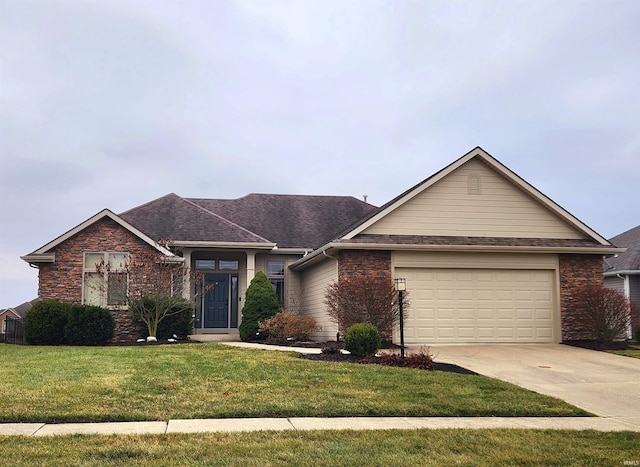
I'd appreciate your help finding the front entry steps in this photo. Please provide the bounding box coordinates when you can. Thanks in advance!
[189,332,240,343]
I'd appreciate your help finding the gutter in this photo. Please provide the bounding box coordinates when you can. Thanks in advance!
[169,241,277,250]
[604,269,640,277]
[291,242,626,271]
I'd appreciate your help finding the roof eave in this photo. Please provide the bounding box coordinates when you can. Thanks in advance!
[170,241,277,250]
[20,254,55,265]
[290,242,625,271]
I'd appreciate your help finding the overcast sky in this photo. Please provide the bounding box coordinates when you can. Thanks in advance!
[1,0,639,308]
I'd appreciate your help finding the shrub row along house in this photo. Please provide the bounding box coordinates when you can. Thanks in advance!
[22,148,624,344]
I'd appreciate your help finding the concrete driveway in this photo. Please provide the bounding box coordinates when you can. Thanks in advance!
[421,344,640,428]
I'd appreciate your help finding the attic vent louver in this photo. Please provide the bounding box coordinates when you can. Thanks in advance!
[468,174,481,194]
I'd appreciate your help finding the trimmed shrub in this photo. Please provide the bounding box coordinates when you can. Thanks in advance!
[239,271,281,341]
[344,323,381,357]
[131,297,194,339]
[258,312,318,343]
[24,300,72,345]
[65,305,115,345]
[572,285,632,344]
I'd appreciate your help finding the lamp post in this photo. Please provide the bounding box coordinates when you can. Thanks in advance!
[394,278,406,358]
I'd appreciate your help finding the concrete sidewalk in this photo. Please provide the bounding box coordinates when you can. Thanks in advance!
[2,416,639,437]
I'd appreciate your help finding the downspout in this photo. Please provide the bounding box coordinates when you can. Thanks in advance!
[617,274,632,338]
[323,250,340,341]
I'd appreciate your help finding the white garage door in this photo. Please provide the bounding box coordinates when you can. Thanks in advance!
[397,268,556,343]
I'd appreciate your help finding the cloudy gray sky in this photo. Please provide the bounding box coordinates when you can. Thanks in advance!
[1,0,639,308]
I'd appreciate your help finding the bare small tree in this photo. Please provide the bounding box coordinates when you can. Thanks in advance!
[87,242,204,339]
[324,275,408,340]
[572,285,632,343]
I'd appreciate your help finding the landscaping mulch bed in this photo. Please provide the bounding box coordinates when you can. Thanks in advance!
[299,351,477,374]
[256,340,477,374]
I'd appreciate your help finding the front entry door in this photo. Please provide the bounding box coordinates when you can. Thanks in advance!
[204,274,229,328]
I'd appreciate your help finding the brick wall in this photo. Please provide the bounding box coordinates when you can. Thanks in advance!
[559,253,604,341]
[37,217,163,343]
[337,250,391,281]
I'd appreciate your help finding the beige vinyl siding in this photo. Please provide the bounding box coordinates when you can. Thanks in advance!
[364,159,586,239]
[300,257,338,341]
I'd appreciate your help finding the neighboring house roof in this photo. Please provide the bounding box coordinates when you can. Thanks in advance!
[605,224,640,275]
[1,298,39,320]
[22,209,177,264]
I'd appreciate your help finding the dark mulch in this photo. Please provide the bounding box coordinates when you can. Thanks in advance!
[563,340,631,351]
[300,353,477,375]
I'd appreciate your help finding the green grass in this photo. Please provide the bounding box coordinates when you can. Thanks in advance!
[1,429,639,466]
[0,343,588,422]
[607,343,640,359]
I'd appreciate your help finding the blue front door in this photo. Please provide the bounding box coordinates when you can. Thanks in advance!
[204,274,229,328]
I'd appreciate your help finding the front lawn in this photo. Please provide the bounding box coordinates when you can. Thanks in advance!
[607,343,640,359]
[0,343,588,423]
[1,429,639,466]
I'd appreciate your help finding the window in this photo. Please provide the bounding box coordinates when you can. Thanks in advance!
[267,260,285,306]
[219,260,239,271]
[196,260,216,270]
[83,252,128,307]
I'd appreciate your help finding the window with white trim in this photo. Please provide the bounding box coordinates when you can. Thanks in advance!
[267,260,285,306]
[83,252,129,307]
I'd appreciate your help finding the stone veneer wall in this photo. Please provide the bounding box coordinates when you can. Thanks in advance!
[37,217,163,343]
[559,253,604,342]
[337,250,391,281]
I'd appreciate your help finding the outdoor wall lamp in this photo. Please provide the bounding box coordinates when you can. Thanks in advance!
[394,278,406,357]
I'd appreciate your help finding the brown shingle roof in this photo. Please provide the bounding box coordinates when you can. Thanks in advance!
[120,193,378,249]
[119,194,272,244]
[188,194,377,249]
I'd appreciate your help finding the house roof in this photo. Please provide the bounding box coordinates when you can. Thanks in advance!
[605,224,640,274]
[119,194,276,248]
[22,209,176,263]
[188,194,378,249]
[341,147,612,245]
[119,193,377,250]
[292,147,622,270]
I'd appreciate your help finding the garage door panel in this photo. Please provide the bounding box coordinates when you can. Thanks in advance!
[397,267,556,343]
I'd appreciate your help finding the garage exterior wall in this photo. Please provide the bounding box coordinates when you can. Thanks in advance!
[300,257,339,341]
[299,250,607,343]
[559,254,607,341]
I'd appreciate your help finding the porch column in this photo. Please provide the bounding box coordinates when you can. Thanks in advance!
[246,251,256,284]
[181,249,192,300]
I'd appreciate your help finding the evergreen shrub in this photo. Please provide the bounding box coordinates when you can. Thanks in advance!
[65,305,115,345]
[24,300,72,345]
[239,271,280,341]
[344,323,381,357]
